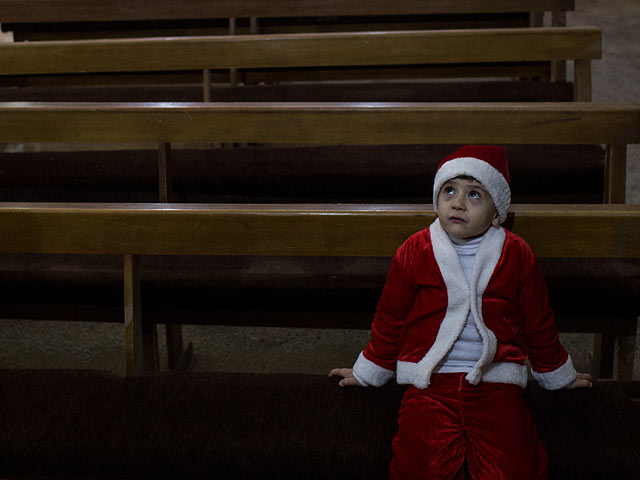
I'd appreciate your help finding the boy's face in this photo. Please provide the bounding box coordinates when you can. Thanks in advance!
[436,176,500,240]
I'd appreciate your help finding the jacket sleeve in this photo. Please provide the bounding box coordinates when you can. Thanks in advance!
[353,242,419,386]
[518,248,577,390]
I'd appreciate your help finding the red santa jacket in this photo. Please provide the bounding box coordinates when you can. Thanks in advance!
[353,219,576,390]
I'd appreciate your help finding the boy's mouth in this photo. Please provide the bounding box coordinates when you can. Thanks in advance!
[449,216,466,224]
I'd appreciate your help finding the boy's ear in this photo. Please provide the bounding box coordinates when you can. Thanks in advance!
[491,212,501,227]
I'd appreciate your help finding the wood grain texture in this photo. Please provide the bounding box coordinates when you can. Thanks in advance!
[0,0,575,23]
[0,28,601,75]
[0,102,637,145]
[0,203,638,258]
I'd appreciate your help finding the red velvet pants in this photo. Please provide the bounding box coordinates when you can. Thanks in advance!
[389,373,548,480]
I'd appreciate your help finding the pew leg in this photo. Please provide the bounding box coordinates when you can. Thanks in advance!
[593,334,615,379]
[124,254,159,374]
[203,68,211,102]
[143,320,159,372]
[530,11,544,27]
[158,142,172,202]
[550,12,567,82]
[593,328,638,381]
[157,141,193,370]
[604,144,627,204]
[574,59,592,102]
[166,324,193,370]
[124,255,143,374]
[615,330,637,381]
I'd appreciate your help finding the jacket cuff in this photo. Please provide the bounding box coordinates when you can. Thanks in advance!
[353,351,394,387]
[531,355,577,390]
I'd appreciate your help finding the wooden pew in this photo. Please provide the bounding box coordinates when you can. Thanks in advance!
[0,102,633,202]
[0,0,575,40]
[0,101,638,378]
[1,202,639,375]
[0,369,638,478]
[0,27,601,100]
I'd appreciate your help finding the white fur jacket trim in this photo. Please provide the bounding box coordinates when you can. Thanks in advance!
[394,219,505,388]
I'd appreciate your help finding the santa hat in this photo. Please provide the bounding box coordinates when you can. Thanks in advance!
[432,145,511,224]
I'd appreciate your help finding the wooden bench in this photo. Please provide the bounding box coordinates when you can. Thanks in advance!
[0,27,600,101]
[1,202,639,375]
[0,101,638,378]
[0,0,575,41]
[0,102,632,202]
[0,368,638,478]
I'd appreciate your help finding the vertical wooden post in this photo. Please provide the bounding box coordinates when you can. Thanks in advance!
[201,72,221,147]
[142,310,159,372]
[202,68,211,102]
[616,334,637,381]
[158,142,172,202]
[603,143,631,380]
[573,59,592,102]
[530,12,544,27]
[604,144,627,204]
[551,11,567,27]
[550,12,567,82]
[228,17,241,148]
[157,142,189,369]
[250,17,258,34]
[229,17,238,87]
[124,254,144,375]
[167,324,191,369]
[590,334,603,379]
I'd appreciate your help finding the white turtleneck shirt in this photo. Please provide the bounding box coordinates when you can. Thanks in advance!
[434,233,485,373]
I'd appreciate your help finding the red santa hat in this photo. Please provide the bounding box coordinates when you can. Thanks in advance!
[432,145,511,224]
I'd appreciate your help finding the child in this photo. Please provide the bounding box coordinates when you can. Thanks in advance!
[330,145,592,480]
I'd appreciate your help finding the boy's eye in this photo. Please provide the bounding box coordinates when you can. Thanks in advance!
[444,186,455,195]
[468,190,481,199]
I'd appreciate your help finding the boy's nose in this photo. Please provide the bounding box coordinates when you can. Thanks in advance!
[451,196,465,210]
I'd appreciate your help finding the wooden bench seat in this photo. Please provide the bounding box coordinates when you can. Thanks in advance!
[0,368,638,479]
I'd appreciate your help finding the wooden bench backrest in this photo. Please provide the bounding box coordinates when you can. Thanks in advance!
[0,0,575,23]
[0,28,600,100]
[0,203,638,259]
[0,102,635,144]
[0,101,635,203]
[0,28,600,75]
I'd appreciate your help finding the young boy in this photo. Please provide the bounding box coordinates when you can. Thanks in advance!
[330,145,592,479]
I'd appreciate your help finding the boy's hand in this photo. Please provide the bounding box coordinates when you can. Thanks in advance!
[568,372,593,389]
[329,368,364,387]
